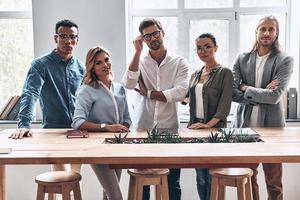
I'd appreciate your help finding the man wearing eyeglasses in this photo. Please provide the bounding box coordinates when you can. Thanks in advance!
[10,19,84,177]
[123,18,189,200]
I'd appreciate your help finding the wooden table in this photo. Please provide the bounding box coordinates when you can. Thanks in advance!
[1,127,300,200]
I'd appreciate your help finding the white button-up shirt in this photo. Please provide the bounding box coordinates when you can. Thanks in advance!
[122,51,189,129]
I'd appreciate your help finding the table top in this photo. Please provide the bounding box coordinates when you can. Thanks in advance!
[1,127,300,166]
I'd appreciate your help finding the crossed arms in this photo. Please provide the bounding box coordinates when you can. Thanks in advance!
[232,54,293,105]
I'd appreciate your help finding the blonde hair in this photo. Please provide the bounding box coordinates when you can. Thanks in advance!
[84,46,111,88]
[251,15,281,53]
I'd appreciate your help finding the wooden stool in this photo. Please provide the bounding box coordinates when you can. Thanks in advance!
[127,168,170,200]
[210,168,253,200]
[35,171,82,200]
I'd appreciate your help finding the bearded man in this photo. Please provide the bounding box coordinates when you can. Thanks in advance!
[122,18,189,200]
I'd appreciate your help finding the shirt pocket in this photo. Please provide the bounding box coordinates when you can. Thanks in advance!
[69,70,83,93]
[207,86,222,106]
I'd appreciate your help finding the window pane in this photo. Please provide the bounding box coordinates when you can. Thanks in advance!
[0,19,33,108]
[239,14,286,53]
[240,0,286,7]
[185,0,233,8]
[0,0,31,11]
[132,16,178,55]
[131,0,177,9]
[189,19,230,73]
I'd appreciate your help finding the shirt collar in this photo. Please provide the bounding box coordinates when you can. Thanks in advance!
[97,80,113,91]
[200,64,221,74]
[145,50,171,65]
[50,49,74,64]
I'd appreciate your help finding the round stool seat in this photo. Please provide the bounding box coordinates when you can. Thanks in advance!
[210,168,253,178]
[128,168,170,176]
[127,168,170,200]
[35,171,82,200]
[35,171,82,184]
[210,168,254,200]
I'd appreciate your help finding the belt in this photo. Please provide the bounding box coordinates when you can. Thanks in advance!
[195,117,204,123]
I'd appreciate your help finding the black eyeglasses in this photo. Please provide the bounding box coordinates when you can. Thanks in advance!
[195,44,214,53]
[56,34,78,40]
[143,30,161,41]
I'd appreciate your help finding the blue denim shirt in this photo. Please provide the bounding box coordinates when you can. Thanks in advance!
[18,50,84,128]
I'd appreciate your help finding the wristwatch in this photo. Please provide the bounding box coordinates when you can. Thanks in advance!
[100,123,107,131]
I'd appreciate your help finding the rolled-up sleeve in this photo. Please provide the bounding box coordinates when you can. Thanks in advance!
[162,58,189,102]
[71,86,94,130]
[121,87,132,126]
[213,69,234,121]
[122,69,140,89]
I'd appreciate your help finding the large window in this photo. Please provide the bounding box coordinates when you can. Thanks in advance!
[127,0,296,115]
[0,0,33,108]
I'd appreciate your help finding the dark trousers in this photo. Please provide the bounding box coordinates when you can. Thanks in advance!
[142,168,181,200]
[251,163,283,200]
[196,168,211,200]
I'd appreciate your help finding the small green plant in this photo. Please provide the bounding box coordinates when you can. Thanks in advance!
[146,124,161,140]
[145,125,181,143]
[207,132,221,143]
[106,132,128,144]
[105,127,263,144]
[219,128,236,142]
[235,133,258,143]
[115,132,128,143]
[186,137,205,143]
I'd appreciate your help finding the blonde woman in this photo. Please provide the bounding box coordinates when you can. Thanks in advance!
[72,46,131,200]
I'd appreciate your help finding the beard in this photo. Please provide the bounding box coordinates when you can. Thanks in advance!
[260,43,273,48]
[258,37,275,48]
[149,40,161,51]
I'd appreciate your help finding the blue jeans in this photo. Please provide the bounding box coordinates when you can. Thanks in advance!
[143,168,181,200]
[196,168,211,200]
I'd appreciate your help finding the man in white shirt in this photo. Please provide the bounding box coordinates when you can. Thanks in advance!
[122,18,189,200]
[232,16,293,200]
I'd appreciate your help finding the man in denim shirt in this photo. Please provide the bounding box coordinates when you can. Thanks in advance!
[10,19,84,173]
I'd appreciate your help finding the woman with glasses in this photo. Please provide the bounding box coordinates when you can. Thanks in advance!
[184,33,233,200]
[72,46,131,200]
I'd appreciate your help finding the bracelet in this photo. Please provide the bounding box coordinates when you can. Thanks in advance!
[147,90,152,99]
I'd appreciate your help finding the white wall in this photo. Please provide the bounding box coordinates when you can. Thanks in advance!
[32,0,127,82]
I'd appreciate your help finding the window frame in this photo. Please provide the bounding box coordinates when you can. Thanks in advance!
[127,0,290,65]
[0,11,31,19]
[0,4,33,109]
[127,0,298,117]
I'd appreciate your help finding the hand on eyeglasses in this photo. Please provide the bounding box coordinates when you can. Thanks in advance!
[133,35,144,53]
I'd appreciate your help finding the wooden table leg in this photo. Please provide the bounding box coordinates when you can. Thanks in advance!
[0,165,5,200]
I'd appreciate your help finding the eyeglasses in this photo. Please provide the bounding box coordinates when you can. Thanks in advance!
[56,34,78,40]
[143,30,161,41]
[195,45,214,53]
